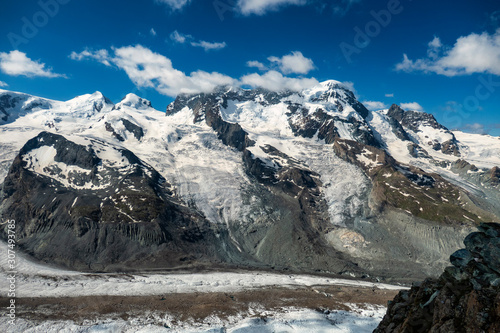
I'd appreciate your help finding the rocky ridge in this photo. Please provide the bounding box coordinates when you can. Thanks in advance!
[375,222,500,332]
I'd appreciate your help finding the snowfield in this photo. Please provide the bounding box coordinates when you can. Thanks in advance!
[1,305,387,333]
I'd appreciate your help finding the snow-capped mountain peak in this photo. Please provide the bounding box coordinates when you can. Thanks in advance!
[65,91,114,115]
[115,93,153,110]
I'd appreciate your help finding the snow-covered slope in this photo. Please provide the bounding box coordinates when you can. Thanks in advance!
[0,83,499,281]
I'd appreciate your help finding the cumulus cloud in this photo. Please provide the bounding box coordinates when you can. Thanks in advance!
[362,101,387,111]
[0,51,65,78]
[237,0,308,15]
[240,70,318,91]
[401,102,424,112]
[71,45,320,96]
[112,45,236,96]
[155,0,191,10]
[0,80,8,87]
[268,51,315,74]
[150,28,157,36]
[69,49,112,66]
[396,29,500,76]
[191,40,227,51]
[385,93,394,98]
[248,51,315,75]
[246,60,267,71]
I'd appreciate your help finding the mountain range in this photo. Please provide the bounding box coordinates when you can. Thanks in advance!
[1,81,499,283]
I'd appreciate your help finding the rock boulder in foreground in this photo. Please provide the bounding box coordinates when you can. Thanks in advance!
[375,222,500,333]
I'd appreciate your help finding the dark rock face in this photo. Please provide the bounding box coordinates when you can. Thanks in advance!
[121,118,144,141]
[387,104,405,123]
[22,131,101,170]
[167,90,254,151]
[0,132,235,271]
[205,106,254,151]
[286,106,339,143]
[286,105,379,147]
[386,104,461,157]
[386,105,412,142]
[375,223,500,333]
[0,94,22,122]
[333,138,484,225]
[407,142,430,159]
[105,122,125,142]
[441,139,461,156]
[453,159,478,173]
[488,166,500,186]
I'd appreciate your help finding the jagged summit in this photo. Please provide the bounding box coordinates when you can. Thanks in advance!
[166,80,374,146]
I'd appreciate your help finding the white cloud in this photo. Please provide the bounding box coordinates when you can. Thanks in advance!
[246,60,267,71]
[240,70,318,91]
[0,80,8,87]
[362,101,387,111]
[150,28,157,36]
[69,49,112,66]
[170,31,226,51]
[385,93,394,98]
[237,0,307,15]
[170,30,191,44]
[70,45,320,96]
[401,102,424,112]
[191,40,227,51]
[427,36,442,60]
[155,0,191,10]
[0,51,65,78]
[111,45,235,96]
[396,29,500,76]
[268,51,315,74]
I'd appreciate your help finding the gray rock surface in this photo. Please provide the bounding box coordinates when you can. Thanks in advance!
[375,223,500,333]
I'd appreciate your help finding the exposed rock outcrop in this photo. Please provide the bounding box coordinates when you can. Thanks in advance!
[375,223,500,333]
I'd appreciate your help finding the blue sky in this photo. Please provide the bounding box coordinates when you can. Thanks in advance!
[1,0,499,134]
